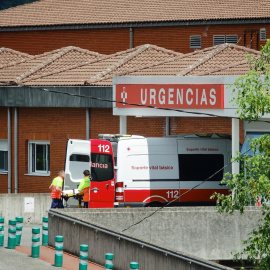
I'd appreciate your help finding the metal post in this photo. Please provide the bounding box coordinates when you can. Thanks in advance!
[14,107,18,194]
[15,216,23,246]
[0,217,4,247]
[8,108,11,194]
[31,227,40,258]
[105,253,114,269]
[232,118,240,175]
[79,244,88,270]
[166,117,170,136]
[7,219,16,249]
[55,235,64,267]
[42,216,48,246]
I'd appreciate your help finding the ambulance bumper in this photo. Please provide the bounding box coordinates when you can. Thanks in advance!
[114,202,147,208]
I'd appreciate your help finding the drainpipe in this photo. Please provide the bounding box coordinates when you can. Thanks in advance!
[130,27,134,49]
[86,108,90,140]
[166,117,170,136]
[14,108,18,194]
[8,108,11,194]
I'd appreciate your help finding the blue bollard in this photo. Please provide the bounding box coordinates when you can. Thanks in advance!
[7,219,16,249]
[79,244,88,270]
[105,253,114,269]
[55,235,64,267]
[31,227,40,258]
[16,216,23,246]
[42,216,48,246]
[0,217,4,247]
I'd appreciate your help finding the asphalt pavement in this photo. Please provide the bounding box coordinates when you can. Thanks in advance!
[0,247,60,270]
[0,225,103,270]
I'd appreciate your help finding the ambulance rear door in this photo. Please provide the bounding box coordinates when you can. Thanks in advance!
[64,139,91,206]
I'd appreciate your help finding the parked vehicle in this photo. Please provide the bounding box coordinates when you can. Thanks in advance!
[63,134,232,207]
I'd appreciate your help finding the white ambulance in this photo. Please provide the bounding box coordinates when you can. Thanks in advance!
[63,134,232,208]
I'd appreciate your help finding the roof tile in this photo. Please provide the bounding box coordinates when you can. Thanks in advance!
[0,0,270,27]
[0,43,262,86]
[0,47,32,69]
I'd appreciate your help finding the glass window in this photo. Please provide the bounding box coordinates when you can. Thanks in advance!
[0,140,8,172]
[70,154,89,162]
[91,153,114,182]
[29,141,50,174]
[0,151,8,172]
[179,154,224,181]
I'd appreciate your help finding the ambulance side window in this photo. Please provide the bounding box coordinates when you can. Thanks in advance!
[179,154,224,181]
[70,154,89,162]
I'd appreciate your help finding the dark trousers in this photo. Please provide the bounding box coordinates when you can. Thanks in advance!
[51,198,64,208]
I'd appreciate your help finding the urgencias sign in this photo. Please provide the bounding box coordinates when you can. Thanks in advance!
[115,84,224,109]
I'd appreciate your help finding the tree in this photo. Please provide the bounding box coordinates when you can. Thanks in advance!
[211,40,270,269]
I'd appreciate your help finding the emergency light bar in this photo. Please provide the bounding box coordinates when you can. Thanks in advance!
[98,134,132,141]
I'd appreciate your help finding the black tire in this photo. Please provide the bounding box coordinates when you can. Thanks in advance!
[145,202,163,207]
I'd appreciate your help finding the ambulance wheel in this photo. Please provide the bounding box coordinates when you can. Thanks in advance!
[145,202,162,207]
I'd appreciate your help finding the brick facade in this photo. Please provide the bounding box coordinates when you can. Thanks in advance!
[0,105,244,194]
[0,107,87,193]
[0,23,267,55]
[0,28,130,55]
[0,20,262,193]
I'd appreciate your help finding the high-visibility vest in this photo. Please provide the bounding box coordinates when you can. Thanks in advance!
[83,186,90,202]
[78,176,91,202]
[51,176,63,199]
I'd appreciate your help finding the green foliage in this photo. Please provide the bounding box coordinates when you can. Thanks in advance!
[212,41,270,269]
[231,40,270,122]
[212,136,270,269]
[0,0,38,11]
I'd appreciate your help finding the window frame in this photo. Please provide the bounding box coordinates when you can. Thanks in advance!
[213,35,226,46]
[260,28,266,41]
[213,34,238,46]
[190,35,202,49]
[28,140,50,176]
[0,139,8,174]
[225,35,238,44]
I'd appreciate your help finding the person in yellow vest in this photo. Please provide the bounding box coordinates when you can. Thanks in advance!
[78,169,91,208]
[49,170,65,208]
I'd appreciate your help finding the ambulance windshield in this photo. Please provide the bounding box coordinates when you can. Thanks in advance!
[90,153,114,182]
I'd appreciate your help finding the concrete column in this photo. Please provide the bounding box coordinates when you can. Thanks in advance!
[120,115,127,134]
[232,118,240,175]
